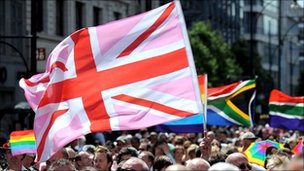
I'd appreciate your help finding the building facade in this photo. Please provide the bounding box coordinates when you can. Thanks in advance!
[160,0,243,44]
[242,0,304,95]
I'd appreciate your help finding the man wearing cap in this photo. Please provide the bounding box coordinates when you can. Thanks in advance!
[240,132,257,152]
[0,142,27,171]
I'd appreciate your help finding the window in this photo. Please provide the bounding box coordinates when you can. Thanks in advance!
[93,7,102,26]
[37,0,43,32]
[76,2,84,30]
[56,0,64,36]
[145,0,152,11]
[263,15,277,35]
[113,12,121,20]
[11,0,23,53]
[0,0,4,35]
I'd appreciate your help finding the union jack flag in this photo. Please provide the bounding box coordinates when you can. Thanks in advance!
[19,1,203,162]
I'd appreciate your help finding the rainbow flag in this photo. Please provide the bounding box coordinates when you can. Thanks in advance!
[292,139,303,156]
[9,130,36,156]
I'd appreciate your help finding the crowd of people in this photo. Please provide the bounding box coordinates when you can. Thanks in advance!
[0,125,303,171]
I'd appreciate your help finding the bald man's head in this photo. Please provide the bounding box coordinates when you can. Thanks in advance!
[165,164,191,171]
[226,153,251,171]
[186,158,210,171]
[121,157,149,171]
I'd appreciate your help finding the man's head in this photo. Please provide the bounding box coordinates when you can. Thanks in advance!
[138,151,155,168]
[21,153,35,168]
[186,157,210,171]
[153,155,173,171]
[226,152,252,171]
[116,146,138,164]
[165,164,191,171]
[46,148,69,169]
[120,157,149,171]
[94,145,112,171]
[116,136,127,152]
[75,151,93,169]
[208,162,240,171]
[240,132,257,151]
[48,158,76,171]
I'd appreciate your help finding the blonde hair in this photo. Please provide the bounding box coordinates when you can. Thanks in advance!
[266,154,289,170]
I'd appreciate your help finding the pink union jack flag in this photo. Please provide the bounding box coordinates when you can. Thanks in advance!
[19,1,203,162]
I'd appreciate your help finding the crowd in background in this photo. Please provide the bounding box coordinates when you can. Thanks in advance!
[0,125,303,171]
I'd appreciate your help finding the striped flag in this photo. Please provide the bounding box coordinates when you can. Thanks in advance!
[9,130,36,156]
[269,89,304,131]
[292,138,303,156]
[207,79,256,126]
[156,78,256,133]
[19,1,202,162]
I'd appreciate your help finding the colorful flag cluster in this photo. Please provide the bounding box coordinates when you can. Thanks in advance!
[269,89,304,131]
[9,130,36,156]
[19,1,202,162]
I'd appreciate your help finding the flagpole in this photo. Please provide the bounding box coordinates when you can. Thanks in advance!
[204,74,208,132]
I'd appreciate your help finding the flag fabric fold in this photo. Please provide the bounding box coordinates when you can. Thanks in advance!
[207,79,256,126]
[19,1,202,162]
[9,130,36,156]
[292,138,303,156]
[156,78,256,133]
[156,74,206,133]
[269,89,304,131]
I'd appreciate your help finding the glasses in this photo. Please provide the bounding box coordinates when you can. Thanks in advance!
[238,163,252,170]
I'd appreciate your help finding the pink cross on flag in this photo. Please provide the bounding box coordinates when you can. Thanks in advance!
[19,0,203,162]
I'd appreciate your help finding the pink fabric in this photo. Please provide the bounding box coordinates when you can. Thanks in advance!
[142,14,184,51]
[149,76,196,100]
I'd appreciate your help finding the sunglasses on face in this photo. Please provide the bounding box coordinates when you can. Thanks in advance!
[238,163,252,170]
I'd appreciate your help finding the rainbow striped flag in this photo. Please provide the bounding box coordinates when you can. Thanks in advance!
[9,130,36,156]
[292,138,303,156]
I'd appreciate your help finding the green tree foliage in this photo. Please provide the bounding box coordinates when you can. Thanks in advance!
[188,22,242,86]
[231,39,274,93]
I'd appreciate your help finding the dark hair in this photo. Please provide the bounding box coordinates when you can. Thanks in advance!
[153,155,173,171]
[208,152,226,166]
[139,151,155,163]
[95,145,113,167]
[151,140,166,156]
[116,147,138,164]
[48,158,76,170]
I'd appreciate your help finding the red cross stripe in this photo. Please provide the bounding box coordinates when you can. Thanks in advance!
[36,28,191,159]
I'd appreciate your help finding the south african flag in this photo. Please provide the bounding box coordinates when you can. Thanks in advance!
[207,79,256,126]
[269,89,304,131]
